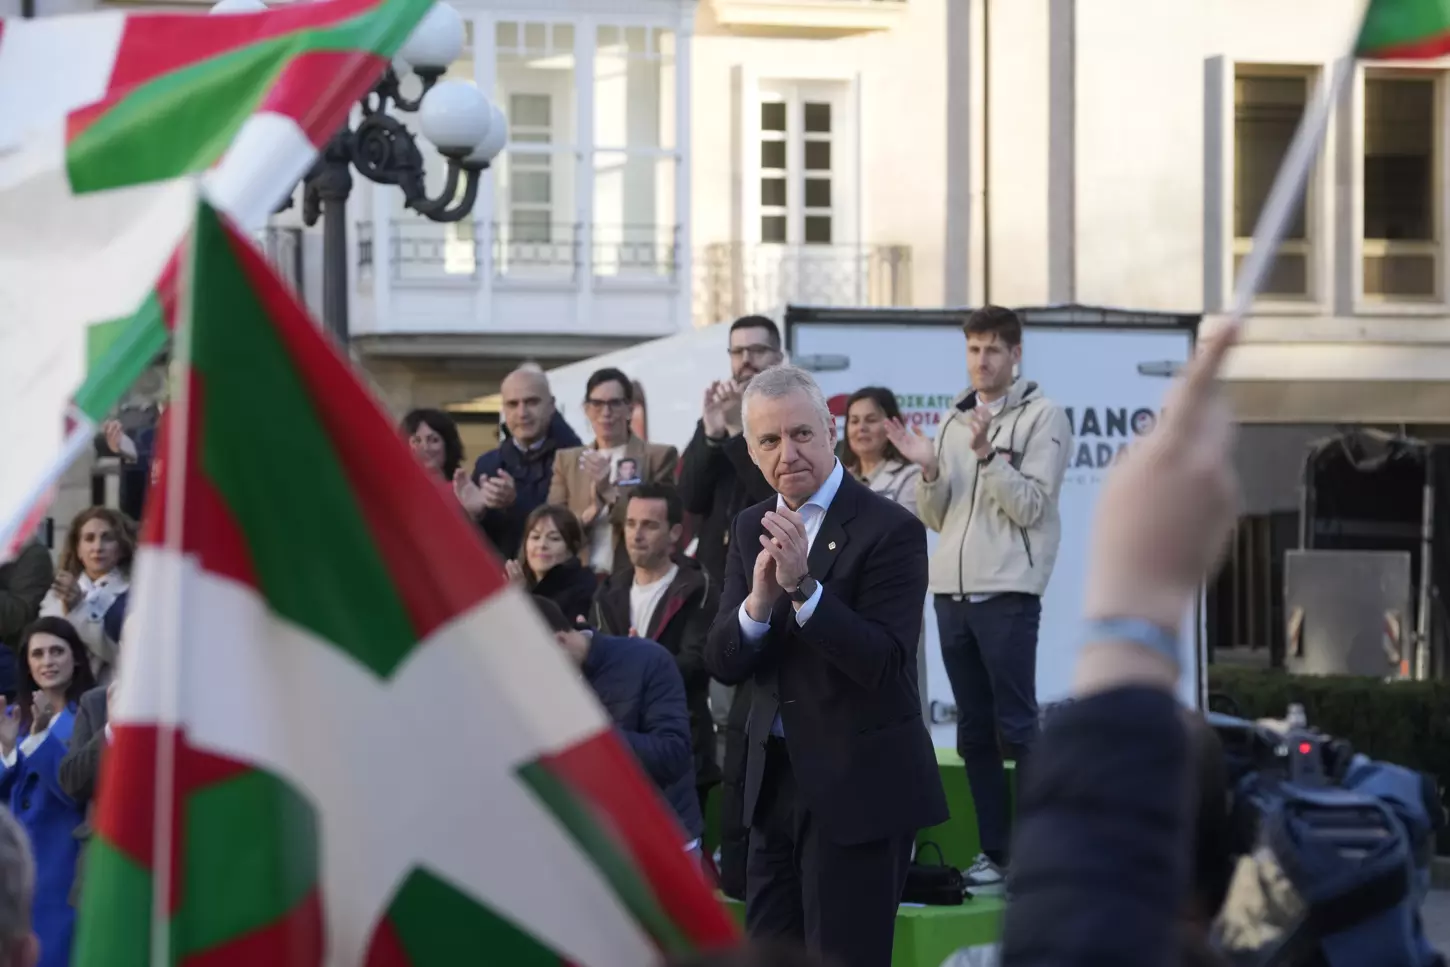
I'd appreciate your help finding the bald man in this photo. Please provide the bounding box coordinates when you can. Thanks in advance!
[464,367,583,560]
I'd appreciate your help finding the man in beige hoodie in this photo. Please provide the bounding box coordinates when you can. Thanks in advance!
[886,305,1072,894]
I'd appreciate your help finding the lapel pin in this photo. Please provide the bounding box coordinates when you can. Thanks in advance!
[828,541,837,550]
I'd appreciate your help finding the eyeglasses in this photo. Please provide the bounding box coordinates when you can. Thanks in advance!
[585,398,632,412]
[727,345,778,360]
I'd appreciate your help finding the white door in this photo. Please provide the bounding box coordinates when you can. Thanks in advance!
[753,80,860,309]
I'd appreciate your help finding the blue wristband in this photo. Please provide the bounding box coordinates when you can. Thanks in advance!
[1082,617,1181,669]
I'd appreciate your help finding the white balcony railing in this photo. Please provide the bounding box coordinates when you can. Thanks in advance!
[693,241,911,326]
[356,221,682,284]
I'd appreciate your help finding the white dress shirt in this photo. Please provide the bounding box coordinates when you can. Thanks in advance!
[737,460,845,735]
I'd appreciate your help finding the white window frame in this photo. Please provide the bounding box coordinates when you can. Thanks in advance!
[1355,66,1447,310]
[751,79,858,247]
[1220,62,1326,314]
[491,19,583,283]
[590,22,684,284]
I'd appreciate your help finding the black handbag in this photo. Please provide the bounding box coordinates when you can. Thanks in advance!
[901,841,967,906]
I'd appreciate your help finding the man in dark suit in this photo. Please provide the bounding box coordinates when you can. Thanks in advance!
[705,365,948,967]
[59,681,110,907]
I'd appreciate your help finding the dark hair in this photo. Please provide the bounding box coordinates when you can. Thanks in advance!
[16,617,97,732]
[627,483,683,526]
[400,408,464,479]
[59,507,136,579]
[729,315,781,350]
[519,504,585,585]
[585,368,634,404]
[532,595,574,634]
[964,304,1023,348]
[837,386,906,474]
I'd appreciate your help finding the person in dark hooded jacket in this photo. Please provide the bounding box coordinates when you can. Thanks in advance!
[463,368,582,560]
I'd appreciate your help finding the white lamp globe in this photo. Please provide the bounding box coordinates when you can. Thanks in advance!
[465,102,508,167]
[209,0,266,13]
[418,80,491,156]
[398,2,465,73]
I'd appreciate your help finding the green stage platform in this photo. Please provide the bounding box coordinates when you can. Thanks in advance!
[705,748,1016,964]
[915,748,1015,870]
[721,896,1003,967]
[703,747,1014,868]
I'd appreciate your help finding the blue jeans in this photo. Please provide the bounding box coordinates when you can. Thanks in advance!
[934,592,1041,860]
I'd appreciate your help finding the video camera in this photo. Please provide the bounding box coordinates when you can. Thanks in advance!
[1204,704,1445,967]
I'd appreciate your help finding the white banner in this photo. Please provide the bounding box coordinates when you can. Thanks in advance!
[790,321,1196,746]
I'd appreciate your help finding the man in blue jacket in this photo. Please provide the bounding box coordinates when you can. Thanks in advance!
[533,596,704,853]
[462,367,582,560]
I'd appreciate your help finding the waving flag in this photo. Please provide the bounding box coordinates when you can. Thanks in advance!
[74,197,738,966]
[1225,0,1450,334]
[0,0,436,558]
[1355,0,1450,58]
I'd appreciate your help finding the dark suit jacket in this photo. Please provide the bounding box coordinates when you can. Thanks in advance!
[704,472,948,846]
[592,557,722,788]
[677,421,775,586]
[59,684,107,907]
[59,685,107,807]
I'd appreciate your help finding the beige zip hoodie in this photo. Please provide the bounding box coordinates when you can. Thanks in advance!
[915,379,1072,597]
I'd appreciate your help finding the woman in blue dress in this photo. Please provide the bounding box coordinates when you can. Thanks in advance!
[0,617,97,967]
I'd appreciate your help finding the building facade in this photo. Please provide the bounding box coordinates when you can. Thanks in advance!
[344,0,954,413]
[964,0,1450,425]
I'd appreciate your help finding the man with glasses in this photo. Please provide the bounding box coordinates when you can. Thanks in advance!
[679,316,784,586]
[678,315,783,899]
[549,367,679,579]
[461,365,582,560]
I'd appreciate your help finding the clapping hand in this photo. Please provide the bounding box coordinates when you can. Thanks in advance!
[703,381,743,438]
[51,571,81,611]
[480,470,516,510]
[580,450,612,485]
[504,559,528,589]
[102,420,138,462]
[0,708,18,755]
[760,509,809,593]
[453,469,487,517]
[884,419,939,479]
[30,692,54,735]
[967,407,993,460]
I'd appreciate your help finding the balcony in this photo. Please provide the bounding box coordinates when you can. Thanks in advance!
[694,241,911,326]
[353,221,689,346]
[708,0,907,35]
[361,222,680,285]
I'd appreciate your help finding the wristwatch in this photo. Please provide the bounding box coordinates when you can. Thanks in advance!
[789,575,819,604]
[978,450,997,467]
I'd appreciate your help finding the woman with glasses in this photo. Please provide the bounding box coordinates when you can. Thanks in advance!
[548,368,679,580]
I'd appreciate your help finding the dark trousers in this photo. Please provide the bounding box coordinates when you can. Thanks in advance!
[934,592,1042,860]
[745,739,914,967]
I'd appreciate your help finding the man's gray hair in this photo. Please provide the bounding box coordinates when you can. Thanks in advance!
[0,809,33,954]
[740,365,834,435]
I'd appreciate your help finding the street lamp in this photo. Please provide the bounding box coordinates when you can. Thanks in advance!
[211,0,506,344]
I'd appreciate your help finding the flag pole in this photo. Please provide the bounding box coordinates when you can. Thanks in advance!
[148,207,197,967]
[1227,5,1367,324]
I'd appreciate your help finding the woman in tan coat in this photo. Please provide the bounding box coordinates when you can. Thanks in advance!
[549,368,677,578]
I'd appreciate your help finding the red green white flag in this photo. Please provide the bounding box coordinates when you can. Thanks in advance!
[1356,0,1450,59]
[74,196,739,966]
[0,0,434,558]
[1222,0,1450,328]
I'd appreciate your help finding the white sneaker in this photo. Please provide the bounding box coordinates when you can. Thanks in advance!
[964,853,1006,896]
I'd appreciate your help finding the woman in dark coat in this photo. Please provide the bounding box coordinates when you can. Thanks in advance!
[507,505,597,624]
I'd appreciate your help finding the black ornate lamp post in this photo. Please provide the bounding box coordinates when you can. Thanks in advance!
[212,0,507,344]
